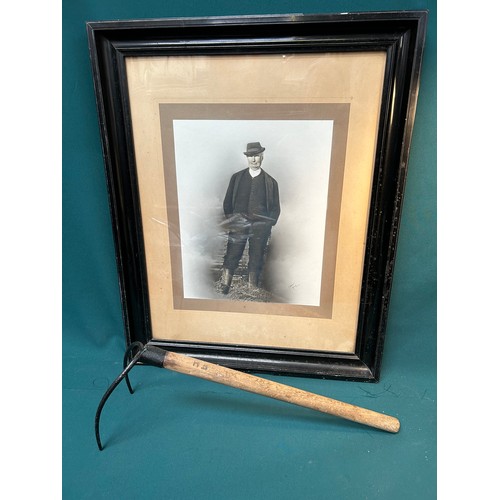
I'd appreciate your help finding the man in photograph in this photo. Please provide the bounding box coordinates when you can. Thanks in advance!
[220,142,280,295]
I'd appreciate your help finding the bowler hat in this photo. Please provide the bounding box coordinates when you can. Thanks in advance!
[243,142,265,156]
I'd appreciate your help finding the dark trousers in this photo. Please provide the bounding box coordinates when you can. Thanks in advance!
[223,220,272,275]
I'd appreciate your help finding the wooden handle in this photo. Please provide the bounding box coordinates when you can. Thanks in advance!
[163,351,400,433]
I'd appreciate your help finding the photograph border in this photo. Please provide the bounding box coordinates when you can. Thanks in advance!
[160,103,349,318]
[87,11,428,381]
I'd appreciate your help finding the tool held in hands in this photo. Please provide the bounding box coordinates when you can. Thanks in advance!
[95,342,400,450]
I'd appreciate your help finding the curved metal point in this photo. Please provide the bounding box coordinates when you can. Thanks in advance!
[95,342,146,451]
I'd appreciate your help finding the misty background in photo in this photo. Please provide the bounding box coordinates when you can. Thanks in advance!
[172,119,334,306]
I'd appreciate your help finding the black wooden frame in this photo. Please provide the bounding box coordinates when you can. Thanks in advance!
[87,11,427,381]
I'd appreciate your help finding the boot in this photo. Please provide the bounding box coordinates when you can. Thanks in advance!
[248,271,259,288]
[221,268,233,294]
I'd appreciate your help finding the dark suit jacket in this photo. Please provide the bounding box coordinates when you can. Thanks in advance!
[223,168,280,225]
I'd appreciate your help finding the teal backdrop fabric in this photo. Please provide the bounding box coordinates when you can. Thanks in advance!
[63,1,436,498]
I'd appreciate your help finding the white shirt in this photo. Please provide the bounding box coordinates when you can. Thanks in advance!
[249,168,262,178]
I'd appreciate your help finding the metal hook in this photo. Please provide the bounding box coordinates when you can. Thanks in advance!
[95,342,168,450]
[94,342,146,451]
[123,341,145,395]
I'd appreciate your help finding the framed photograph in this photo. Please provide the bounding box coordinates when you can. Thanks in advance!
[87,11,427,381]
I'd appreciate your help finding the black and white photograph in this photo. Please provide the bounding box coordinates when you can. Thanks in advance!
[171,118,335,307]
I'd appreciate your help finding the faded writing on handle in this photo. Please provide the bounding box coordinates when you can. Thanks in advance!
[192,360,208,370]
